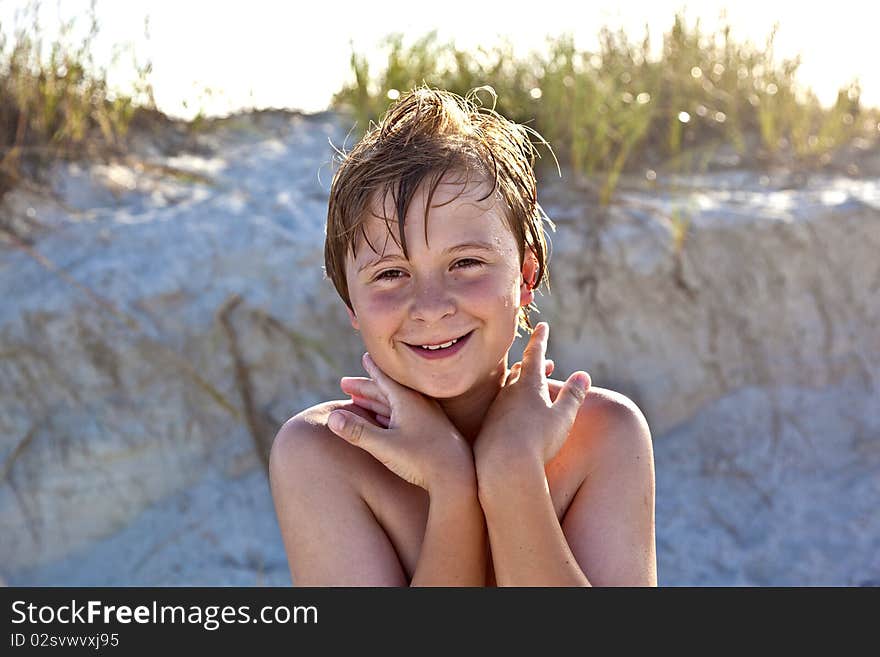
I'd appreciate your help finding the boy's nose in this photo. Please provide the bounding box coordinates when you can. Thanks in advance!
[408,281,456,323]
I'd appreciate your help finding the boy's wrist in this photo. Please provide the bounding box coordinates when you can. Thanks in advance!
[474,429,540,473]
[423,439,478,496]
[475,443,545,502]
[425,461,478,499]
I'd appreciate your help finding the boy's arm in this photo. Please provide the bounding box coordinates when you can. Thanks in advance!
[409,471,487,587]
[477,391,656,587]
[324,391,488,587]
[270,417,409,586]
[270,413,487,586]
[333,355,490,585]
[478,455,591,586]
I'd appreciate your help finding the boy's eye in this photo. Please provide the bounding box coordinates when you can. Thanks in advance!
[373,259,483,282]
[453,258,483,269]
[375,269,405,281]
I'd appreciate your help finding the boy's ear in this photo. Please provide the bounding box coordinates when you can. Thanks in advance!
[519,249,538,307]
[346,305,360,331]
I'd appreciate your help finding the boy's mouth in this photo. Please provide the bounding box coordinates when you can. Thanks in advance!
[403,330,474,360]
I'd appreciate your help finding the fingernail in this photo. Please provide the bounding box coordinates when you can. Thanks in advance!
[328,412,344,432]
[575,373,589,389]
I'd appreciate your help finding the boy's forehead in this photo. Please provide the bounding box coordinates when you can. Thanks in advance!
[354,173,507,255]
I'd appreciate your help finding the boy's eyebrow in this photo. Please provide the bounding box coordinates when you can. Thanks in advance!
[357,240,498,273]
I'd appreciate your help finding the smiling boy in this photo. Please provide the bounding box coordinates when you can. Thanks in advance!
[269,87,657,586]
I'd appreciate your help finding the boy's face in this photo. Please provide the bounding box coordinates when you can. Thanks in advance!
[343,171,537,399]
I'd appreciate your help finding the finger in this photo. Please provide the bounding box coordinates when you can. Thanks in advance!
[552,371,591,420]
[328,409,380,447]
[505,362,522,386]
[348,394,391,419]
[513,358,553,373]
[522,322,549,382]
[340,375,377,394]
[341,376,391,407]
[506,358,553,387]
[328,410,400,472]
[362,353,405,403]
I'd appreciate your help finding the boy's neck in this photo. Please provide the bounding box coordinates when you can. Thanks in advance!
[435,357,509,445]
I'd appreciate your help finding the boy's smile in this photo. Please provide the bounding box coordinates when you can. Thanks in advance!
[403,328,475,359]
[343,169,537,405]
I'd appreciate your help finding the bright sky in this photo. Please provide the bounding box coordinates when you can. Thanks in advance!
[2,0,876,119]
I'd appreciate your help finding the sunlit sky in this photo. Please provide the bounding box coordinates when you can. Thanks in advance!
[2,0,876,119]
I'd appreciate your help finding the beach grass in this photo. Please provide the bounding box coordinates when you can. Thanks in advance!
[0,0,156,200]
[2,5,877,208]
[331,13,879,204]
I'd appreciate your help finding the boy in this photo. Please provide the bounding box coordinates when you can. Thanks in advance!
[269,86,656,586]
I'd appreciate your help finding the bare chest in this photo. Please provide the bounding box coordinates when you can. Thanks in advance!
[363,453,583,587]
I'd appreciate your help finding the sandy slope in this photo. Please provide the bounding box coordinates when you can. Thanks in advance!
[1,109,878,586]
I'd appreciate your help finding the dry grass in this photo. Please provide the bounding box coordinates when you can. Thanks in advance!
[332,14,880,204]
[0,1,158,200]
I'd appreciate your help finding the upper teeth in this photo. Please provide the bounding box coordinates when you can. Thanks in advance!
[420,338,458,350]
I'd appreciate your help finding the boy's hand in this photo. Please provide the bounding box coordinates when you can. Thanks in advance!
[342,360,555,428]
[340,375,393,428]
[328,353,475,493]
[505,358,554,386]
[473,322,591,476]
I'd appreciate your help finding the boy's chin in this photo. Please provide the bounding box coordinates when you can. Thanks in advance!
[407,375,473,400]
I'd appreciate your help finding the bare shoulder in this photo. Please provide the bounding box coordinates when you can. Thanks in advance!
[272,399,351,454]
[268,400,413,586]
[547,380,653,474]
[269,399,380,489]
[548,380,657,585]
